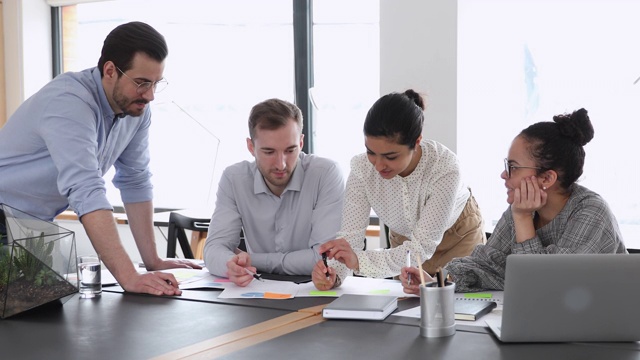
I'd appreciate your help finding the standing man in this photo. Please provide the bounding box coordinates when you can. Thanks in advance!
[0,22,198,296]
[204,99,344,286]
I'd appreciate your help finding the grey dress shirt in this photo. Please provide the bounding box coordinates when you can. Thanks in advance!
[204,153,344,276]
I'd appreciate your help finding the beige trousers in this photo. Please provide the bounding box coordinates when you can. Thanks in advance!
[389,191,486,276]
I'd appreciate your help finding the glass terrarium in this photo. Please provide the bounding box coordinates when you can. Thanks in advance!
[0,204,78,319]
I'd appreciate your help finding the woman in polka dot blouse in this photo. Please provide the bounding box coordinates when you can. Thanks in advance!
[312,89,486,290]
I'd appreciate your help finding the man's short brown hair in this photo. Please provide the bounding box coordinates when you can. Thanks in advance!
[248,99,303,140]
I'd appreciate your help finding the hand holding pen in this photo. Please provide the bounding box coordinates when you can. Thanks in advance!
[322,251,330,279]
[312,252,336,291]
[226,253,260,287]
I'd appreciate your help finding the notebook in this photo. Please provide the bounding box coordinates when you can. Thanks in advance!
[455,299,497,321]
[322,294,397,321]
[485,254,640,342]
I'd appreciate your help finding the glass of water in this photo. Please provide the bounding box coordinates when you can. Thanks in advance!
[77,254,102,298]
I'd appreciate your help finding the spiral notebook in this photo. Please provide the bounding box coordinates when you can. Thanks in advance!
[455,299,497,321]
[455,291,503,305]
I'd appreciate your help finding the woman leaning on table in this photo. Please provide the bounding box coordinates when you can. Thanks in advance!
[312,89,486,290]
[400,108,627,295]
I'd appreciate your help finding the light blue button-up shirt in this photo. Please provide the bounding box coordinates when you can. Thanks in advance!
[204,153,345,276]
[0,67,153,221]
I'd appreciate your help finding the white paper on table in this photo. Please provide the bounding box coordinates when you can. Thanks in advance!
[180,274,234,289]
[158,268,233,289]
[218,278,299,299]
[295,276,417,298]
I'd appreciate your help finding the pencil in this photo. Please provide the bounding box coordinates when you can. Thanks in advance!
[406,250,412,285]
[417,253,426,286]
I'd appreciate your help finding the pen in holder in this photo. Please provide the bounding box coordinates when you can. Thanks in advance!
[419,282,456,338]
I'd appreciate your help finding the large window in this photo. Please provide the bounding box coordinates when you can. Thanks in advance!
[60,0,380,211]
[458,0,640,248]
[311,1,380,176]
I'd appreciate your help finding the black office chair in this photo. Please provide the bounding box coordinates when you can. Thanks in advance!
[166,211,247,259]
[166,212,210,259]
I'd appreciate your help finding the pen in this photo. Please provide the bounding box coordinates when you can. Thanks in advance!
[405,250,412,285]
[244,268,264,282]
[322,251,330,279]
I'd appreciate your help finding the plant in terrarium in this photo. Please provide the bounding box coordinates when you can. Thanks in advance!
[12,232,59,286]
[0,204,78,318]
[0,244,18,288]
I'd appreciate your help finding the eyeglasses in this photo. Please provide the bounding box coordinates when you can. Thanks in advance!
[115,66,168,94]
[504,158,542,178]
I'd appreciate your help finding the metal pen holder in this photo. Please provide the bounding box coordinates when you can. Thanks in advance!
[419,282,456,338]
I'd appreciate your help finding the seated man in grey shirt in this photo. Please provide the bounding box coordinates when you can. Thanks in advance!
[204,99,344,286]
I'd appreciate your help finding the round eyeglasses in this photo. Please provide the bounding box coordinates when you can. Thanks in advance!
[504,158,542,178]
[116,66,168,94]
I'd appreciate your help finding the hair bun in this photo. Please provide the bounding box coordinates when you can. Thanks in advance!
[403,89,426,110]
[552,108,594,146]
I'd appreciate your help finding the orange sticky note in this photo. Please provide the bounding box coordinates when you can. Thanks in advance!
[263,292,293,299]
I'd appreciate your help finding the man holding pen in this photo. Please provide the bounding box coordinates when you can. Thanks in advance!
[203,99,344,286]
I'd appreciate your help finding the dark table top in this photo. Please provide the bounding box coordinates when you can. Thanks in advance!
[218,316,640,360]
[0,292,291,360]
[4,288,640,360]
[103,285,336,312]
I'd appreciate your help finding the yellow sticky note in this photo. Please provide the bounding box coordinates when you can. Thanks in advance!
[464,293,492,299]
[309,290,337,296]
[369,289,390,295]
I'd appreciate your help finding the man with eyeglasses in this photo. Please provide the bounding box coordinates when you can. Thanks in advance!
[0,22,199,297]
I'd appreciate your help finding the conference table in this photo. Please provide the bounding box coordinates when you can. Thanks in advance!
[1,284,639,360]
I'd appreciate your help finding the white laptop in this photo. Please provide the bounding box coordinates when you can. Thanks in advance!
[485,254,640,342]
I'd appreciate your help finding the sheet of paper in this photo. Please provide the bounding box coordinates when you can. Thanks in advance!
[295,276,417,298]
[218,278,298,299]
[157,268,233,289]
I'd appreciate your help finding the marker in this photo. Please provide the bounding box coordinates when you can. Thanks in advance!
[322,251,330,279]
[405,250,412,285]
[436,267,445,287]
[244,268,264,282]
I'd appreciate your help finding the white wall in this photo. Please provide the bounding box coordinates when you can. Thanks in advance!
[380,0,457,152]
[3,0,51,119]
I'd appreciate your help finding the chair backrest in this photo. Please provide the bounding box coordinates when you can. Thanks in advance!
[166,211,248,258]
[170,212,211,232]
[166,212,210,259]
